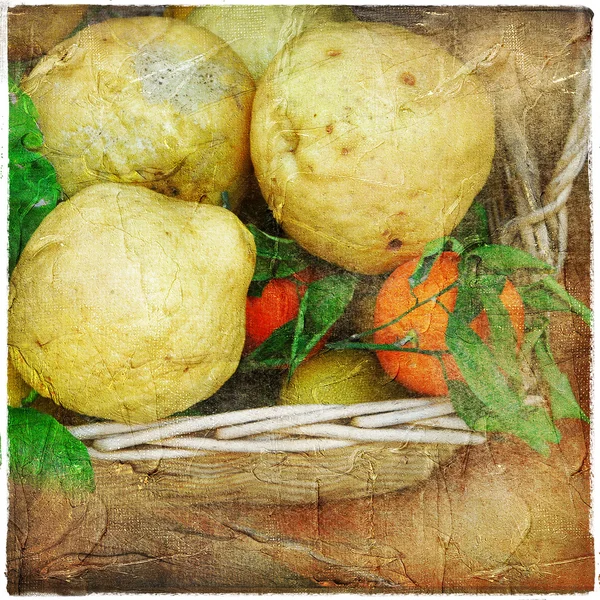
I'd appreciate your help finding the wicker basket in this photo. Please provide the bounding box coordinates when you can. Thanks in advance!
[69,399,484,504]
[67,7,590,505]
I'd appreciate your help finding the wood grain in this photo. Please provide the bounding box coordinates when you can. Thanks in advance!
[7,418,592,593]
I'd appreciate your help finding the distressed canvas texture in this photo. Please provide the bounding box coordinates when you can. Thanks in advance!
[6,5,593,594]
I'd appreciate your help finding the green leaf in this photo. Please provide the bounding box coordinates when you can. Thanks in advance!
[238,320,297,371]
[451,200,490,249]
[408,237,464,289]
[451,284,483,328]
[451,272,505,326]
[289,273,357,375]
[252,256,308,282]
[533,331,589,423]
[464,244,554,276]
[448,380,559,456]
[247,224,307,262]
[445,311,560,454]
[519,276,591,326]
[8,407,95,496]
[450,270,521,389]
[247,279,271,298]
[477,280,523,390]
[9,80,62,274]
[251,259,280,282]
[246,224,310,282]
[519,317,548,359]
[325,340,447,356]
[21,389,38,407]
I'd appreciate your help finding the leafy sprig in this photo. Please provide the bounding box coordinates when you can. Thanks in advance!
[519,276,591,326]
[246,224,312,296]
[7,83,94,494]
[242,226,358,375]
[8,407,95,496]
[8,78,62,274]
[331,240,590,455]
[240,270,357,375]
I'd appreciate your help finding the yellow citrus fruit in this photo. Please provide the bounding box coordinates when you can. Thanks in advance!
[251,22,495,274]
[280,349,407,405]
[9,183,256,424]
[21,17,255,209]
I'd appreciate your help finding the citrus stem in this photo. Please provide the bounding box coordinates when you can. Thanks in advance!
[348,281,459,341]
[325,340,450,356]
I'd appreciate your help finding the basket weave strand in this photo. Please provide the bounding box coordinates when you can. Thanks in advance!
[75,397,543,460]
[494,44,590,269]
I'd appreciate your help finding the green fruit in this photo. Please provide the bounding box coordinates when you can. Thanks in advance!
[280,350,407,405]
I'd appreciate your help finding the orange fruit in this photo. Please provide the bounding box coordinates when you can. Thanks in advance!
[373,252,525,396]
[244,268,329,359]
[245,277,304,354]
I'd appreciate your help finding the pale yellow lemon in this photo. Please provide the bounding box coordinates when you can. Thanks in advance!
[21,17,255,210]
[8,183,256,424]
[251,21,495,274]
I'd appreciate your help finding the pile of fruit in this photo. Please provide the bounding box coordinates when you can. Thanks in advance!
[7,6,590,493]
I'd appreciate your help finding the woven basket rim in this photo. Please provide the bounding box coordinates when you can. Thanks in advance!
[71,395,552,461]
